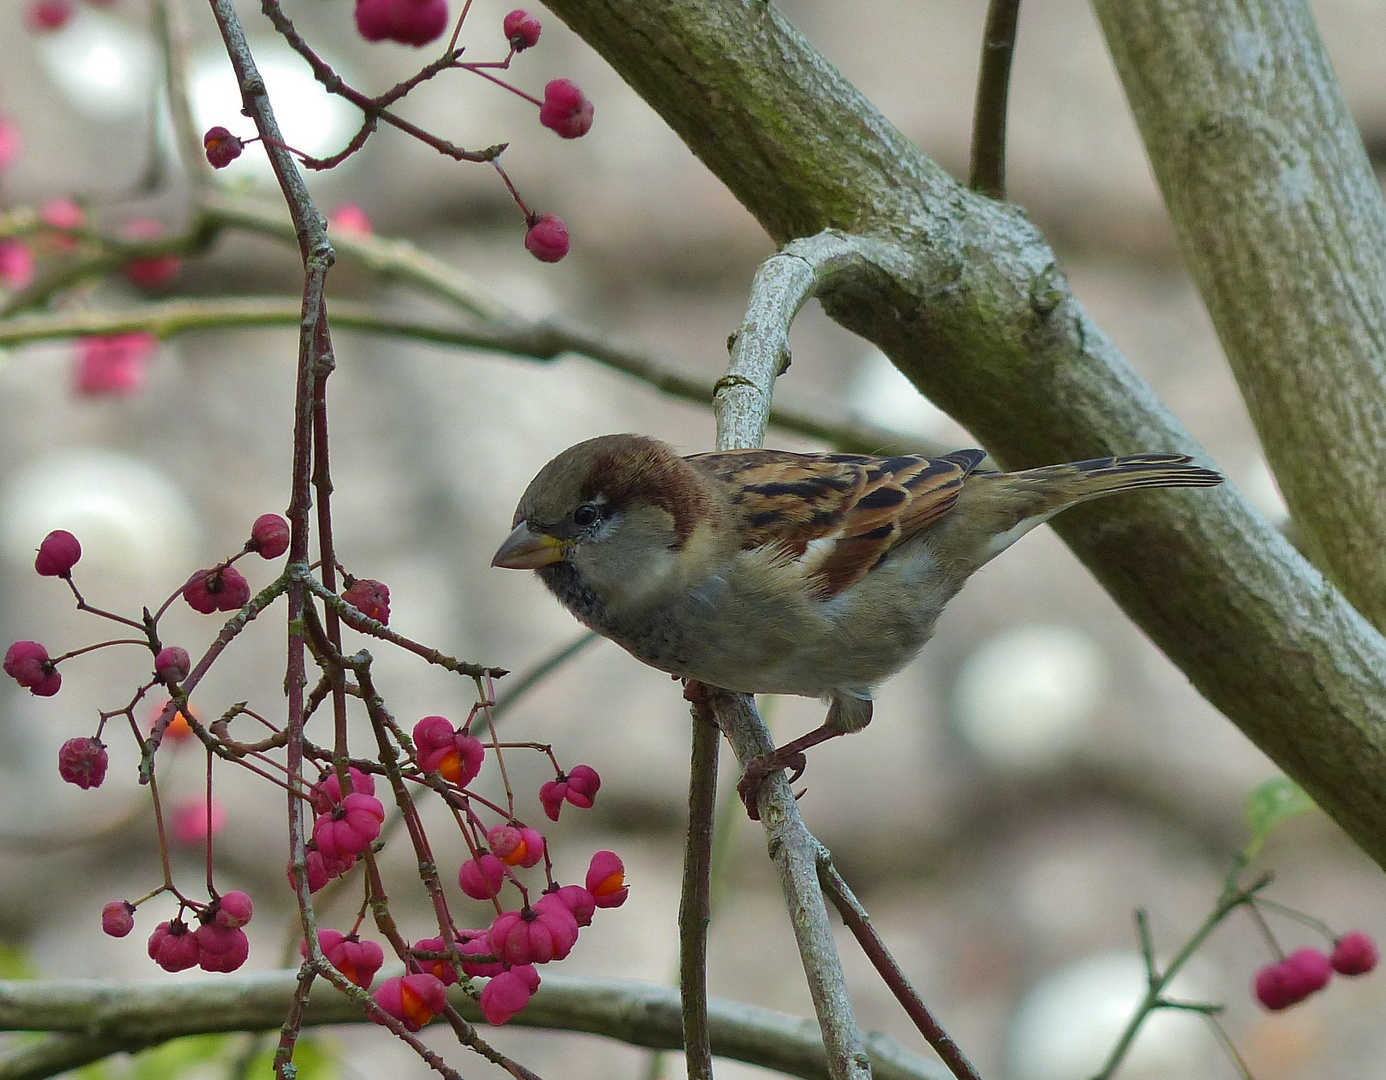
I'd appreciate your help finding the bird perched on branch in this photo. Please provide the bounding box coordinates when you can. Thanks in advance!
[493,434,1222,811]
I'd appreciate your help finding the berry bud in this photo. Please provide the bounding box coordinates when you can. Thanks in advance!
[155,646,191,683]
[458,852,506,900]
[538,79,594,139]
[1331,930,1379,976]
[342,578,390,623]
[101,900,135,938]
[202,126,243,169]
[1281,946,1333,998]
[5,640,59,695]
[182,565,252,614]
[35,530,81,577]
[502,9,541,50]
[248,513,290,558]
[58,737,108,789]
[312,766,375,812]
[148,920,200,972]
[195,921,250,972]
[487,823,545,868]
[413,716,485,786]
[214,890,254,929]
[313,792,385,859]
[524,213,569,263]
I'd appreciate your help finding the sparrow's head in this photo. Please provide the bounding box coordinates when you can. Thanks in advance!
[492,434,715,609]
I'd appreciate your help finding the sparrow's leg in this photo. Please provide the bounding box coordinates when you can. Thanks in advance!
[736,694,873,818]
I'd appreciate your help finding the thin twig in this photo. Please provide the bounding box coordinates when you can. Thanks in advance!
[679,696,720,1080]
[817,857,981,1080]
[969,0,1022,198]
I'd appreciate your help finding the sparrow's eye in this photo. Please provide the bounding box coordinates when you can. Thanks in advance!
[573,503,602,528]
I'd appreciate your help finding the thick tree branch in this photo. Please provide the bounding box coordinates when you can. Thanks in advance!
[0,975,950,1080]
[536,0,1386,868]
[1091,0,1386,630]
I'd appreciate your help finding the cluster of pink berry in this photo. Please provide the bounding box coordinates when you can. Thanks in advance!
[1253,930,1378,1011]
[298,712,625,1029]
[196,6,587,264]
[102,889,255,974]
[5,516,291,789]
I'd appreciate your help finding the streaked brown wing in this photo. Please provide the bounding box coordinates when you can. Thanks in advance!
[685,448,986,597]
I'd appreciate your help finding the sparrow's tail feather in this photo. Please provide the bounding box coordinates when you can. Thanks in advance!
[946,454,1223,570]
[1026,454,1225,501]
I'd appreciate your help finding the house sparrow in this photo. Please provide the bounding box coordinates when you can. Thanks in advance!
[493,434,1222,808]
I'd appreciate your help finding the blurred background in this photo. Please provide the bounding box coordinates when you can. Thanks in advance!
[1,0,1384,1077]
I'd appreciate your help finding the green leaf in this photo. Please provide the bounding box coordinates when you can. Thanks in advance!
[1244,775,1316,858]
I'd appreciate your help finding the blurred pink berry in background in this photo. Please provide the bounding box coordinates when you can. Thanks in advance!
[171,795,228,845]
[0,240,34,291]
[328,204,373,235]
[355,0,449,47]
[75,333,155,397]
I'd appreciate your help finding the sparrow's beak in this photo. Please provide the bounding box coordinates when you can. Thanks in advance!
[492,522,568,569]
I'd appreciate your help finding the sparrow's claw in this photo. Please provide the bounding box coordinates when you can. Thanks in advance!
[736,748,809,819]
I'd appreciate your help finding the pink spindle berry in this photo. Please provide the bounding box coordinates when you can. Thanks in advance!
[487,900,577,966]
[328,204,373,235]
[75,333,155,396]
[308,929,385,989]
[586,849,628,908]
[35,530,81,577]
[342,577,390,623]
[549,884,596,928]
[502,9,541,50]
[540,763,600,820]
[538,79,594,139]
[459,852,507,900]
[313,791,385,860]
[101,900,135,938]
[58,737,107,789]
[355,0,449,47]
[293,846,357,893]
[0,239,34,291]
[524,212,569,263]
[373,973,447,1031]
[312,766,375,812]
[487,823,545,868]
[148,920,200,972]
[203,126,243,169]
[1331,931,1379,976]
[1282,947,1333,997]
[480,964,540,1024]
[182,565,251,614]
[154,646,191,683]
[248,513,290,558]
[171,796,228,845]
[195,921,249,972]
[1254,961,1297,1011]
[410,936,460,986]
[6,640,59,695]
[214,890,253,929]
[413,716,485,786]
[27,0,73,31]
